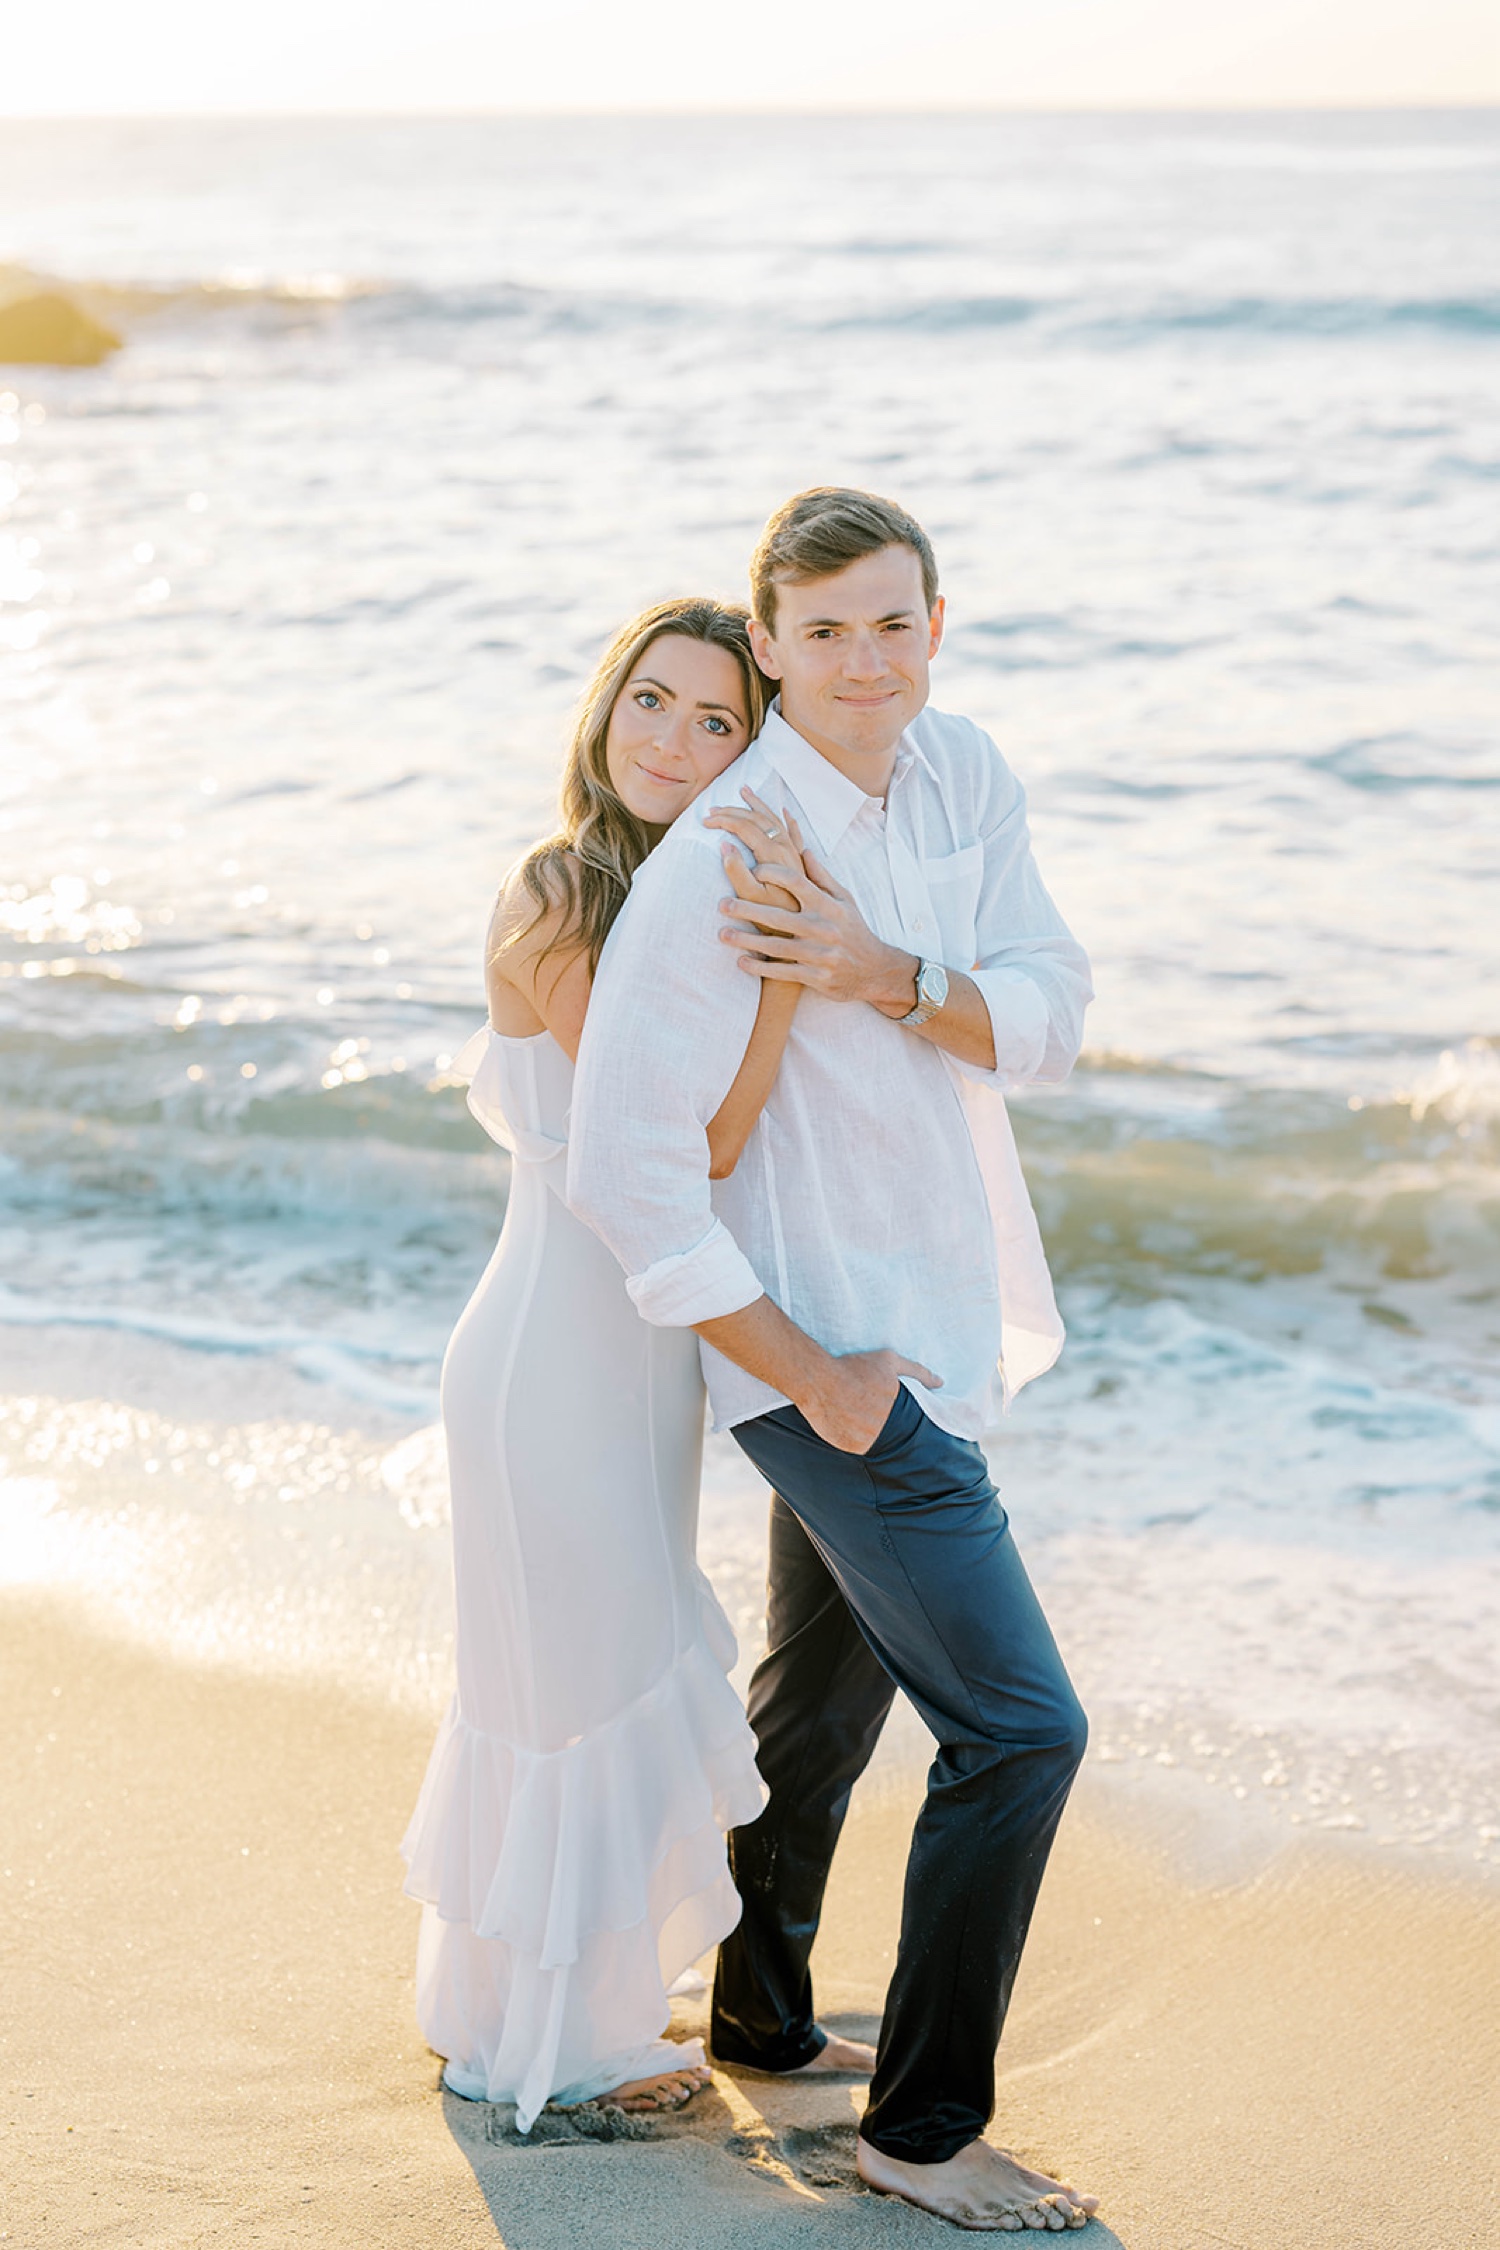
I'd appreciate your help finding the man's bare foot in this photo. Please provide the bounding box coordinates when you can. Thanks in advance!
[596,2061,712,2114]
[857,2136,1099,2231]
[720,2031,877,2079]
[782,2032,878,2077]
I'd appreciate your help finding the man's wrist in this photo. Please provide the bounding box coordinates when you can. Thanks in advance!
[869,946,922,1019]
[792,1343,846,1421]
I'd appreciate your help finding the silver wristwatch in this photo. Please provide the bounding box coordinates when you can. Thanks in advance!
[899,958,949,1028]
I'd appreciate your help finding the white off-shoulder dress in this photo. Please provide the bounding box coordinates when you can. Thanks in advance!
[400,1027,765,2132]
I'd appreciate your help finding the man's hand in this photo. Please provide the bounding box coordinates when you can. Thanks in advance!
[714,831,1000,1073]
[694,1298,942,1458]
[717,854,919,1012]
[797,1348,942,1455]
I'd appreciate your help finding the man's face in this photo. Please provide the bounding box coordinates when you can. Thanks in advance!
[750,545,944,767]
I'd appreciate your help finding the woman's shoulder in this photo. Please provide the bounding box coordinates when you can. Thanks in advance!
[491,845,582,957]
[487,845,594,1047]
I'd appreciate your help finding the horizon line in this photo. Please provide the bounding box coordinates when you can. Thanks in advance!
[4,98,1500,123]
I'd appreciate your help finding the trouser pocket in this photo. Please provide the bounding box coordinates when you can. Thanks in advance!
[858,1379,928,1460]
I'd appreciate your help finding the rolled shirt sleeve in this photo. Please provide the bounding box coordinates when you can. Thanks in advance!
[964,965,1052,1085]
[951,738,1093,1091]
[624,1219,763,1326]
[567,820,768,1327]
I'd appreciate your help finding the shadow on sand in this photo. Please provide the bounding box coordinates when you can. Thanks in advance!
[444,2012,1128,2249]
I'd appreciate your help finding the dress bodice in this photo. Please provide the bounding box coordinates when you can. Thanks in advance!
[455,1025,572,1171]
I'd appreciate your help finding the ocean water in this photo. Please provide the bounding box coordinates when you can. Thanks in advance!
[2,112,1498,1869]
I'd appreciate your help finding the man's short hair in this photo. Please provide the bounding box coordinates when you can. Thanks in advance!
[750,487,940,633]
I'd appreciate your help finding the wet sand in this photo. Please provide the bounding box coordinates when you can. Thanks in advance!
[4,1593,1497,2249]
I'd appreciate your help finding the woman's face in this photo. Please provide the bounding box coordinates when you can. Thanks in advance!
[604,634,753,827]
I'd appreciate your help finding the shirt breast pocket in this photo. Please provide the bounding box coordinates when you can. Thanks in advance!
[920,843,984,965]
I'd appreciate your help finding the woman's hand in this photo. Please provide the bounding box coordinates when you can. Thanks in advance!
[705,787,808,917]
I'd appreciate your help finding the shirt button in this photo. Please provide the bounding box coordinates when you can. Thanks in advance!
[913,917,925,932]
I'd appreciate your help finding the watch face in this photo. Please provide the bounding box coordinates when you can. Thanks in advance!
[920,961,949,1010]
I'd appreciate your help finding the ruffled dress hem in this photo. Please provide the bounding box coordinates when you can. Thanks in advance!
[400,1630,765,1965]
[401,1631,766,2133]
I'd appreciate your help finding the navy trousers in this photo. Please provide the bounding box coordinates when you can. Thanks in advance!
[712,1384,1087,2164]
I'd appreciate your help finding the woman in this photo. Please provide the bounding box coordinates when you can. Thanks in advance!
[400,598,807,2131]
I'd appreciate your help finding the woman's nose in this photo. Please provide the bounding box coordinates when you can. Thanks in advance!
[654,711,694,762]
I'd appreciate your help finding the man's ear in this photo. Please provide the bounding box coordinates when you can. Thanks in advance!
[927,594,947,661]
[748,614,783,680]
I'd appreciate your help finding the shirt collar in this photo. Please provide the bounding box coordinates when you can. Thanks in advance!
[893,733,940,790]
[754,701,904,855]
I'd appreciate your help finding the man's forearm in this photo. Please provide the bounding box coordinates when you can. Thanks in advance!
[864,950,998,1072]
[694,1294,834,1402]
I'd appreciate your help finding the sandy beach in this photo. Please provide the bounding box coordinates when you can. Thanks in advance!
[4,1586,1497,2250]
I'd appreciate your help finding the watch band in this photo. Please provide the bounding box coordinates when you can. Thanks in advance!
[899,958,949,1028]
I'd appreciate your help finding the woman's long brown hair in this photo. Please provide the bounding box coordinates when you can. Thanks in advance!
[499,596,769,973]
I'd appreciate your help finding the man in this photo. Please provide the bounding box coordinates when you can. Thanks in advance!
[568,489,1098,2231]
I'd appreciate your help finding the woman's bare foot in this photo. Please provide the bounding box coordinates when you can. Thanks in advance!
[597,2061,712,2114]
[857,2136,1098,2231]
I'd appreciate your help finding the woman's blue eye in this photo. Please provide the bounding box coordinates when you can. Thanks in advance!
[705,716,730,736]
[636,690,662,709]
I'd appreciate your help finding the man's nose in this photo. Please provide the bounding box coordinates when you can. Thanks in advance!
[842,629,886,677]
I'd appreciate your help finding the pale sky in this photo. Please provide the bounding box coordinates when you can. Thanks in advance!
[4,0,1498,115]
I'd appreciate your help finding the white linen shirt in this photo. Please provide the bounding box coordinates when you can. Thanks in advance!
[567,702,1092,1439]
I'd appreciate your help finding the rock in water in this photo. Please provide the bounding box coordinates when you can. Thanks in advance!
[0,292,122,366]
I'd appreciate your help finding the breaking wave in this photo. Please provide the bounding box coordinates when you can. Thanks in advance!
[10,258,1500,356]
